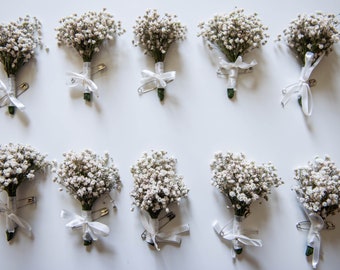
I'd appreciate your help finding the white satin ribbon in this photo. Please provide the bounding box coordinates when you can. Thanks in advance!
[67,62,99,97]
[0,75,25,111]
[213,217,262,258]
[60,209,109,242]
[140,210,189,251]
[0,197,32,235]
[281,52,324,116]
[138,62,176,94]
[297,212,324,269]
[218,56,257,90]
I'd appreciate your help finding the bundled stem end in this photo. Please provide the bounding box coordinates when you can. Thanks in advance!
[157,88,165,102]
[227,88,235,99]
[305,245,314,256]
[6,230,15,242]
[84,92,92,102]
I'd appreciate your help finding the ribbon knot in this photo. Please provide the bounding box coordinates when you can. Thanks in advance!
[67,62,99,97]
[60,209,109,242]
[213,218,262,258]
[281,52,324,116]
[138,62,176,94]
[140,210,189,251]
[0,76,25,111]
[217,56,257,90]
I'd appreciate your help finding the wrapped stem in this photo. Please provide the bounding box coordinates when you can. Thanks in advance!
[232,215,244,254]
[8,75,16,115]
[81,210,93,246]
[155,62,165,102]
[83,62,92,102]
[6,196,17,241]
[227,68,238,99]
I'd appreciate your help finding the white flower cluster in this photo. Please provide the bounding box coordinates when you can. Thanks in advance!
[56,9,125,62]
[211,152,282,217]
[0,143,48,196]
[0,15,42,76]
[294,156,340,219]
[133,9,187,62]
[278,12,339,64]
[130,150,189,218]
[53,150,121,211]
[198,9,269,62]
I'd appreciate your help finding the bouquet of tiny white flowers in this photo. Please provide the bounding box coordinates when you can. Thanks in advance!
[294,155,340,268]
[0,15,43,115]
[56,9,125,102]
[211,151,282,256]
[0,143,49,241]
[53,149,121,246]
[130,150,189,250]
[133,9,186,102]
[198,9,269,99]
[278,12,339,116]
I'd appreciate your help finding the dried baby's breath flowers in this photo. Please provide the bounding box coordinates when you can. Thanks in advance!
[294,155,340,268]
[54,149,121,211]
[198,9,269,99]
[211,152,282,217]
[279,12,339,116]
[56,9,125,102]
[211,151,282,256]
[0,15,43,114]
[130,150,189,219]
[133,9,186,102]
[56,9,125,62]
[278,12,339,64]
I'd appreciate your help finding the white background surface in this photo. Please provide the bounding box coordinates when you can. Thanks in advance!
[0,0,340,269]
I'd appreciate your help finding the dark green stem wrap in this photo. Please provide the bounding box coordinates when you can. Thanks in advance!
[84,92,92,102]
[157,88,165,102]
[8,105,15,115]
[305,245,314,256]
[227,88,235,99]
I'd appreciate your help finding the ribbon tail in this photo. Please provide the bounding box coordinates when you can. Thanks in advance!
[300,85,313,116]
[281,84,299,108]
[88,221,110,236]
[312,234,321,269]
[237,235,262,247]
[8,213,32,234]
[8,95,25,111]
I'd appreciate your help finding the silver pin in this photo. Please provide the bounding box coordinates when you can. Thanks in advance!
[308,79,317,87]
[17,196,36,209]
[92,207,109,221]
[0,82,29,108]
[141,211,176,241]
[92,63,106,75]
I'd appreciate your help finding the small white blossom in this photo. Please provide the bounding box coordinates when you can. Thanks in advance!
[294,156,340,219]
[56,9,125,62]
[130,150,189,218]
[210,152,283,217]
[54,149,121,210]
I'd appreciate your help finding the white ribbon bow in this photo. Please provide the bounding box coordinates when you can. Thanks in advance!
[67,62,99,98]
[60,209,109,242]
[213,218,262,258]
[218,56,257,90]
[140,210,189,251]
[138,62,176,94]
[0,77,25,111]
[0,200,32,235]
[281,51,324,116]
